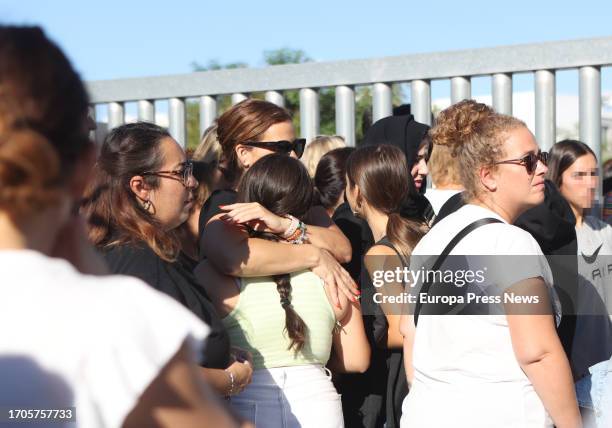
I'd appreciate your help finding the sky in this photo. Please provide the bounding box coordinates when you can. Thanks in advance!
[3,0,612,82]
[2,0,612,139]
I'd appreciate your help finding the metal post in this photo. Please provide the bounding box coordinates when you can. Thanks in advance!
[137,100,155,122]
[299,88,319,144]
[265,91,285,108]
[88,105,96,142]
[492,73,513,115]
[411,80,432,126]
[231,93,247,105]
[579,66,601,163]
[534,70,556,151]
[169,97,186,148]
[580,66,602,213]
[450,77,471,104]
[200,95,217,135]
[335,85,355,147]
[108,102,124,130]
[372,83,392,122]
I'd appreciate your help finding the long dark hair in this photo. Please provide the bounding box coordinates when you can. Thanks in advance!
[314,147,354,211]
[546,139,597,188]
[346,145,426,259]
[81,122,181,262]
[236,154,313,352]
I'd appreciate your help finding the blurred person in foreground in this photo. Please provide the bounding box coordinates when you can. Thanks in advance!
[0,25,241,427]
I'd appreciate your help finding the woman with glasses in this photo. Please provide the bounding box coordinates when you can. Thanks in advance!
[399,100,579,428]
[82,122,254,398]
[547,140,612,427]
[198,99,357,309]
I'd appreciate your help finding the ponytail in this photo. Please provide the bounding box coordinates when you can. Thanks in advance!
[273,274,307,352]
[386,212,427,260]
[0,129,63,218]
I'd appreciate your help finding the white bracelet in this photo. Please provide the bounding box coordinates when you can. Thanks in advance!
[225,369,235,395]
[282,215,299,238]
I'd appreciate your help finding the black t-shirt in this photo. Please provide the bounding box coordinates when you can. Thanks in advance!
[103,242,231,369]
[198,189,238,261]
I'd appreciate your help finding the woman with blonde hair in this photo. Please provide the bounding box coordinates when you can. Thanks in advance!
[302,135,346,177]
[425,140,463,215]
[180,123,227,260]
[400,100,579,428]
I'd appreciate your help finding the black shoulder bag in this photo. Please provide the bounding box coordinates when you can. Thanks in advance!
[414,218,503,326]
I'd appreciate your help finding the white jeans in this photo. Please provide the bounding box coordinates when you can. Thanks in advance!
[229,365,344,428]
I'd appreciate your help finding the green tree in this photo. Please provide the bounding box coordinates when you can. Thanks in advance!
[186,49,404,150]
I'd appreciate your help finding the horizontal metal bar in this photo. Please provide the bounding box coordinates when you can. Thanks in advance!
[87,37,612,103]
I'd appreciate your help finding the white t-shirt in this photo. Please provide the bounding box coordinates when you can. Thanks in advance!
[401,204,555,428]
[0,250,209,428]
[424,188,462,215]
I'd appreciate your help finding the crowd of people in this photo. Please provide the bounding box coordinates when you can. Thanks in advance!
[1,24,612,428]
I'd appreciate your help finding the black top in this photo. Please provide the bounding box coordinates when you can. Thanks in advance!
[362,114,431,195]
[332,197,432,283]
[336,236,407,428]
[332,202,374,282]
[198,189,238,261]
[103,242,231,369]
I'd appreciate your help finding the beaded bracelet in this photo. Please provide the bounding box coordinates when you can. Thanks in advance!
[282,215,300,239]
[288,221,307,244]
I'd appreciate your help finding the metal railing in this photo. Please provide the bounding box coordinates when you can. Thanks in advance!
[87,36,612,163]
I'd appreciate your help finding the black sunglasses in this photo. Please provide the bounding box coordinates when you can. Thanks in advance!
[242,139,306,159]
[494,151,548,175]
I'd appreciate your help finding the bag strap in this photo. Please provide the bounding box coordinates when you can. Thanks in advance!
[414,217,503,326]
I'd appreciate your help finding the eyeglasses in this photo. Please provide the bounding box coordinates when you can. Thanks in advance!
[494,151,548,175]
[241,139,306,159]
[142,160,195,187]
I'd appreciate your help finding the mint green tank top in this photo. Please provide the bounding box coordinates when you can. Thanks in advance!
[222,270,337,370]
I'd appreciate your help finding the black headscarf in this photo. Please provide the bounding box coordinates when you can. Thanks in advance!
[362,114,434,223]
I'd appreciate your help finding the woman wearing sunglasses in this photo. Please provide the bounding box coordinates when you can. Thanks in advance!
[82,122,254,398]
[198,99,356,309]
[399,100,579,428]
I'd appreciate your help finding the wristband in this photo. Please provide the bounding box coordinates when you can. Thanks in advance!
[282,215,299,238]
[225,369,235,396]
[288,221,307,244]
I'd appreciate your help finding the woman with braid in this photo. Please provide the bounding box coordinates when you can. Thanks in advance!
[197,154,370,428]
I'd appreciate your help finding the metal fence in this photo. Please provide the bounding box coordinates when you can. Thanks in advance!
[87,36,612,163]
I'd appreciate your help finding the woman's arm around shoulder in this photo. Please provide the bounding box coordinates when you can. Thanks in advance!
[304,205,352,263]
[194,260,239,318]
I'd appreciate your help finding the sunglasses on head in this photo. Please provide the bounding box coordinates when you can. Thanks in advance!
[242,139,306,159]
[494,151,549,175]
